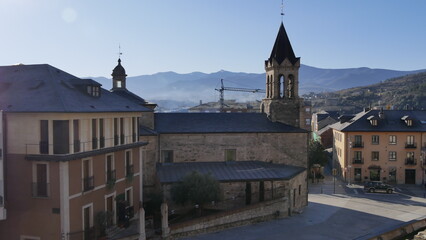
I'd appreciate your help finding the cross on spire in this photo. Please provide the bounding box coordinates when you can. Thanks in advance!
[281,0,285,21]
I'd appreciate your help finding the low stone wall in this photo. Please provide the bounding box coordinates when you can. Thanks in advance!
[168,197,289,239]
[369,218,426,240]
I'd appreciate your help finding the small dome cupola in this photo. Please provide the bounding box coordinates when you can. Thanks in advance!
[111,58,127,90]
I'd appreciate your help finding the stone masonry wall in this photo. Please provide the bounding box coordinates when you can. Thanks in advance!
[158,132,308,168]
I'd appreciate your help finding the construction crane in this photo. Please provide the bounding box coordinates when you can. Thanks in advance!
[215,79,265,112]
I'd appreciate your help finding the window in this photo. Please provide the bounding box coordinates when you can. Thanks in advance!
[87,85,100,97]
[372,135,379,145]
[407,135,414,144]
[83,159,94,191]
[225,149,236,161]
[125,187,133,207]
[372,151,379,161]
[92,119,98,150]
[125,150,133,178]
[114,118,119,146]
[32,163,49,197]
[120,118,125,144]
[162,150,173,163]
[305,118,311,125]
[53,120,69,154]
[82,203,94,240]
[99,119,105,148]
[353,135,363,147]
[406,119,413,126]
[40,120,49,154]
[389,151,397,161]
[354,168,362,182]
[354,151,362,163]
[73,120,80,153]
[406,152,414,160]
[370,119,378,126]
[389,135,397,145]
[305,107,310,113]
[106,154,115,185]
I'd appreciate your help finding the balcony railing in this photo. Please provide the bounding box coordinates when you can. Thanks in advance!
[352,142,364,148]
[405,158,417,165]
[92,137,98,150]
[26,135,140,155]
[126,165,134,178]
[32,182,50,197]
[405,142,417,149]
[106,170,116,183]
[83,176,94,192]
[352,158,364,164]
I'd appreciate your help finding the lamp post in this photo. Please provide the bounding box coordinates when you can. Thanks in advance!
[348,165,352,186]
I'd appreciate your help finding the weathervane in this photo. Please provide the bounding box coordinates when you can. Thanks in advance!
[281,0,284,21]
[118,44,123,59]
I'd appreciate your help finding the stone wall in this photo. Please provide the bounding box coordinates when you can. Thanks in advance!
[168,197,290,239]
[157,132,308,168]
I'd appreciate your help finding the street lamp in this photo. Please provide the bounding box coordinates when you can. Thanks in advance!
[348,165,352,186]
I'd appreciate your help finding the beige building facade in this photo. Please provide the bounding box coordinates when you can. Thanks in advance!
[0,64,150,240]
[332,109,426,185]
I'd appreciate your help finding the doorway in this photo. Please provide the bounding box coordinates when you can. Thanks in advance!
[405,169,416,184]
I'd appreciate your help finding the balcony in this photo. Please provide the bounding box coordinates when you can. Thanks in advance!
[26,135,145,156]
[352,142,364,148]
[405,142,417,149]
[405,158,417,165]
[83,176,94,191]
[352,158,364,164]
[126,165,134,179]
[106,170,116,185]
[32,182,50,197]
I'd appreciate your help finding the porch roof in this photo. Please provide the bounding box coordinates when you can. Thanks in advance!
[157,161,306,184]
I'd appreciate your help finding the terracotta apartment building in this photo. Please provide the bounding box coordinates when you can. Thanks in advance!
[332,109,426,185]
[0,63,151,239]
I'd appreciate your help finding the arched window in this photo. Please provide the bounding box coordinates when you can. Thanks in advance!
[279,75,285,98]
[266,75,270,98]
[288,75,295,99]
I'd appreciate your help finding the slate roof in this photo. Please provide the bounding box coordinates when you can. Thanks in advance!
[154,113,307,134]
[0,64,152,113]
[267,22,299,65]
[331,109,426,132]
[157,161,306,184]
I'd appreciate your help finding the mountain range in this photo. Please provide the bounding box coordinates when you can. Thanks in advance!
[91,65,425,110]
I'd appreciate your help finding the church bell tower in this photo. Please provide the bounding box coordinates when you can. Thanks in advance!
[261,22,304,128]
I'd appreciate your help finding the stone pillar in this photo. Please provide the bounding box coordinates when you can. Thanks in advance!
[138,208,146,240]
[161,203,170,238]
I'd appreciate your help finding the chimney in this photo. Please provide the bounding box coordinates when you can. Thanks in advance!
[379,108,385,119]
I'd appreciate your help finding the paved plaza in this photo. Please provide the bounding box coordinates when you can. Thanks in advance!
[181,175,426,240]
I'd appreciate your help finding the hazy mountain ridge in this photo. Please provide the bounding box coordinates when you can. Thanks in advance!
[91,65,425,110]
[309,71,426,113]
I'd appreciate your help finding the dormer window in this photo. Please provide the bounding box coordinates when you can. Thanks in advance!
[367,115,379,126]
[87,85,100,97]
[401,116,413,127]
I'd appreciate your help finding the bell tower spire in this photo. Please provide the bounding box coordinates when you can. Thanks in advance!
[111,47,127,90]
[261,17,304,129]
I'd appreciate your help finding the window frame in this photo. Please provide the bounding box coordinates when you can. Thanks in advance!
[225,149,237,161]
[389,151,397,161]
[389,135,397,145]
[372,135,379,145]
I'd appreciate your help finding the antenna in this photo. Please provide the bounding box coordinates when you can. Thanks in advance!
[281,0,284,21]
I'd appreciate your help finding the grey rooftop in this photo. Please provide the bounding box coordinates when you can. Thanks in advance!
[157,161,306,184]
[0,64,152,113]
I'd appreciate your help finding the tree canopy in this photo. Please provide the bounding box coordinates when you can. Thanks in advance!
[308,140,328,168]
[171,171,220,206]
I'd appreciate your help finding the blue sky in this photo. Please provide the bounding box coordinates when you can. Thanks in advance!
[1,0,426,77]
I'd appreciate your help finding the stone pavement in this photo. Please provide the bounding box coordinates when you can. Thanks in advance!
[308,174,347,195]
